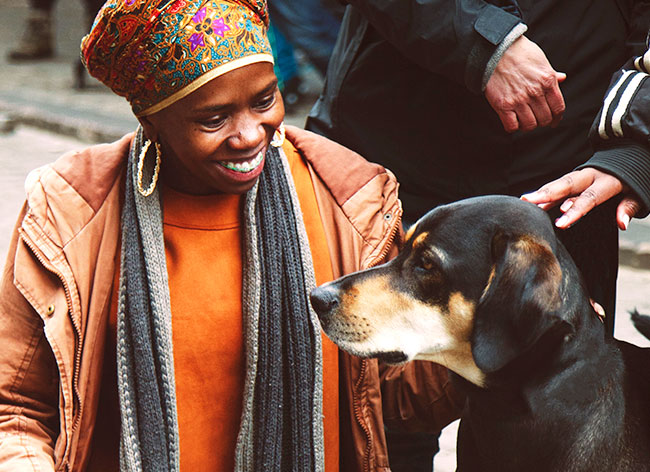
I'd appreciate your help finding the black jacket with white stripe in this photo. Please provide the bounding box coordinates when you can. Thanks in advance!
[582,45,650,217]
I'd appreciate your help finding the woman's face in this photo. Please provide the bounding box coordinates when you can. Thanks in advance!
[140,62,284,195]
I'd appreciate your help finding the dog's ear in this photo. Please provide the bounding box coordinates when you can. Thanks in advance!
[471,230,563,373]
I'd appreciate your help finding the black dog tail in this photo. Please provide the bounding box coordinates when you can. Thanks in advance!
[630,309,650,340]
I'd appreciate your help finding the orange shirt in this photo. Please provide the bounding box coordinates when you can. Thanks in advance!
[89,143,339,470]
[163,187,246,471]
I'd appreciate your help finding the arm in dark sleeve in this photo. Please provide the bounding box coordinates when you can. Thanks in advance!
[346,0,524,93]
[582,49,650,216]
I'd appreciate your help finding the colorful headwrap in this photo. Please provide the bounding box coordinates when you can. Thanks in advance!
[81,0,273,116]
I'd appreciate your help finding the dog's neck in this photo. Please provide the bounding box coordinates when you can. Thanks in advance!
[455,297,626,472]
[468,297,620,393]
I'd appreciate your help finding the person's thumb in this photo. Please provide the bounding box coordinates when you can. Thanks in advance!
[616,196,642,230]
[556,72,567,83]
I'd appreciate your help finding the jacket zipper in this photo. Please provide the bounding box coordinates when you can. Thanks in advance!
[355,208,402,472]
[352,359,373,472]
[21,231,84,470]
[367,211,401,270]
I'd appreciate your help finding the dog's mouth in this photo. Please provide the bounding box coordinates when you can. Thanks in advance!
[367,350,409,365]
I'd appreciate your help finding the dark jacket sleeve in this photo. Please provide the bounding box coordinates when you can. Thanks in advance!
[581,48,650,217]
[345,0,523,93]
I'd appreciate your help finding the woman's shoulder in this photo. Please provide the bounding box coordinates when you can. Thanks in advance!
[21,133,133,243]
[27,133,133,210]
[284,126,401,271]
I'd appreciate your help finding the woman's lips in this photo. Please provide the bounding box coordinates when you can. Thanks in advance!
[217,151,264,173]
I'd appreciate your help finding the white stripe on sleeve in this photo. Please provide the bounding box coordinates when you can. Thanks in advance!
[612,72,648,137]
[598,70,634,140]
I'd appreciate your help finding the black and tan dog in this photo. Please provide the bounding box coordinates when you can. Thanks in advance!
[310,195,650,472]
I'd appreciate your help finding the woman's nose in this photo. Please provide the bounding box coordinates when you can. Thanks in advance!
[229,113,265,149]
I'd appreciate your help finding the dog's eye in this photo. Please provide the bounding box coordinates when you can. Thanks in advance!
[415,256,436,272]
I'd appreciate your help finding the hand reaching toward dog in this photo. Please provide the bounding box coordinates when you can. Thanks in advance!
[485,35,566,133]
[521,167,642,230]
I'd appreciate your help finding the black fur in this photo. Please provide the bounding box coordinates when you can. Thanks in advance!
[417,196,650,471]
[312,195,650,472]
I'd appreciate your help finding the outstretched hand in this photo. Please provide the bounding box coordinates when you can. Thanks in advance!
[521,167,642,230]
[485,35,566,133]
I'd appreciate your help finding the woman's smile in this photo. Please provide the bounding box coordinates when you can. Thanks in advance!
[212,150,267,185]
[217,150,265,173]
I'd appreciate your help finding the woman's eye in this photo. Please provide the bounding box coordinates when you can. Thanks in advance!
[200,116,227,129]
[255,93,276,110]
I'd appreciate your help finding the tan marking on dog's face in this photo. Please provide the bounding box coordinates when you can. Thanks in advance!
[325,276,487,387]
[414,291,486,386]
[412,231,429,250]
[335,275,417,343]
[444,292,475,341]
[404,222,418,243]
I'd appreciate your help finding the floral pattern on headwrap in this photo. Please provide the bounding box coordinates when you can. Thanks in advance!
[81,0,273,116]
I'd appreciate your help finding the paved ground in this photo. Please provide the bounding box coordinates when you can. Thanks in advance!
[1,0,649,470]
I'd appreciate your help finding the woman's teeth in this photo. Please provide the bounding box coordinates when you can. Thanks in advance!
[219,152,264,173]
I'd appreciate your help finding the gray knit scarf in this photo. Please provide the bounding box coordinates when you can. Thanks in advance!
[117,127,325,472]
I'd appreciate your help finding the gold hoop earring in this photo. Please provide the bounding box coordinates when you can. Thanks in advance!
[137,140,161,197]
[270,122,285,148]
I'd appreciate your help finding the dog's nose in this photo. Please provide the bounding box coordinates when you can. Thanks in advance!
[310,284,340,322]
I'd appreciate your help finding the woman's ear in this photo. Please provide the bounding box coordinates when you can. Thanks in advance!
[138,115,159,143]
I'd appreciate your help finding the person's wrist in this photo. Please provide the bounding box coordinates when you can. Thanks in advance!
[482,24,528,91]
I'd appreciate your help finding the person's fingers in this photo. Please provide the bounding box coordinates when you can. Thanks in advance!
[516,105,538,132]
[616,197,642,230]
[559,197,576,213]
[554,197,596,228]
[499,109,520,133]
[529,95,553,127]
[590,300,606,320]
[545,79,565,128]
[534,201,556,211]
[521,171,592,205]
[554,177,622,228]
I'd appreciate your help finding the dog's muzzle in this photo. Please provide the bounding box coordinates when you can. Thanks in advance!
[310,284,340,329]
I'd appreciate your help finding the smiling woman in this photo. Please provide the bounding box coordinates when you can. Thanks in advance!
[0,1,463,471]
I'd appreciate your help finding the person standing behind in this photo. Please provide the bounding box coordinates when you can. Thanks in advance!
[267,0,341,77]
[306,1,647,470]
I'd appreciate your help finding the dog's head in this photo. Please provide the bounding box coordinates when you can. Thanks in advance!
[310,195,583,387]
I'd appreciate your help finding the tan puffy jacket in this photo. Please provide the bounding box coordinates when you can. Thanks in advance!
[0,127,461,471]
